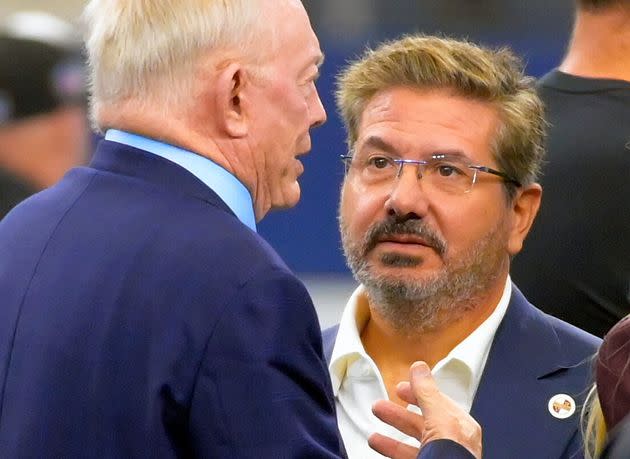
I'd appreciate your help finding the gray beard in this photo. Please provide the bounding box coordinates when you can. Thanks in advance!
[340,217,507,335]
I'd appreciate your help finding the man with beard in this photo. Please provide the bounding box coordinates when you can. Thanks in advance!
[323,35,601,459]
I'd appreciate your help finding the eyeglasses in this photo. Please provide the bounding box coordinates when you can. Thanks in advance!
[340,153,521,195]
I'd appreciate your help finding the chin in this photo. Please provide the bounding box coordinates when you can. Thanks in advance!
[368,267,440,289]
[273,183,301,210]
[285,189,301,208]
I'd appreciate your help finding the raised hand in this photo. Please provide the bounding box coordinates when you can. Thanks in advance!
[368,361,482,459]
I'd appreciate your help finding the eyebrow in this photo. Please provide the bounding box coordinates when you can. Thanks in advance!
[357,137,474,162]
[357,136,399,156]
[430,150,472,162]
[302,54,325,82]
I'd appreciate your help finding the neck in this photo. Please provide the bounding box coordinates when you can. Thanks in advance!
[560,7,630,81]
[98,101,266,219]
[361,278,506,406]
[99,102,227,170]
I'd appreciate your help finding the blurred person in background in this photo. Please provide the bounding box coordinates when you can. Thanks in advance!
[0,11,87,218]
[323,34,600,459]
[511,0,630,338]
[582,316,630,458]
[598,417,630,459]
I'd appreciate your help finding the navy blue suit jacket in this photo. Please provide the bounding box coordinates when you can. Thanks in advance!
[0,140,344,457]
[323,286,601,459]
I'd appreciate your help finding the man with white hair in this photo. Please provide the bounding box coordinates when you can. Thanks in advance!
[0,1,343,457]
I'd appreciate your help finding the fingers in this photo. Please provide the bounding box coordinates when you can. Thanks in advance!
[368,433,420,459]
[372,399,425,439]
[405,362,483,459]
[408,361,441,418]
[372,361,482,459]
[395,381,417,406]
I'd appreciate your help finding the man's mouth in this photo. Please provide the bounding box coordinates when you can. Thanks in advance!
[295,158,304,176]
[377,234,433,247]
[362,219,448,257]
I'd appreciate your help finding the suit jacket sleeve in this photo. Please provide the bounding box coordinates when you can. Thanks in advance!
[418,440,475,459]
[187,268,345,458]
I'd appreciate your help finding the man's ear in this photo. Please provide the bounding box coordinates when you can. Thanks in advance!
[214,62,248,138]
[507,183,542,255]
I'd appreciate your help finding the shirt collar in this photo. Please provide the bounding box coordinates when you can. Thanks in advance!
[436,277,511,399]
[329,285,372,395]
[329,276,512,397]
[104,129,257,232]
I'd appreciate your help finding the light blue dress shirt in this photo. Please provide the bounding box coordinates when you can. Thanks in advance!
[105,129,256,232]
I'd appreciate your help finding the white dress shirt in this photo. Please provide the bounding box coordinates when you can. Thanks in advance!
[329,277,512,459]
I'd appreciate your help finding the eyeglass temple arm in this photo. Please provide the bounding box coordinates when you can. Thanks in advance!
[471,165,521,187]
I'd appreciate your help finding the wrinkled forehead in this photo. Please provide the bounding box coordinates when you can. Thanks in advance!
[354,87,501,160]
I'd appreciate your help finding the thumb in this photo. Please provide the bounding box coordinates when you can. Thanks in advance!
[409,361,440,417]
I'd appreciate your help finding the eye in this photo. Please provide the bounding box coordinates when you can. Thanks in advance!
[301,72,320,91]
[431,161,467,177]
[300,81,315,96]
[437,164,459,176]
[367,156,393,169]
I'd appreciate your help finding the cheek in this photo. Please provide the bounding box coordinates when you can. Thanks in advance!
[272,98,310,153]
[269,82,308,121]
[292,98,311,130]
[440,203,505,254]
[341,181,386,235]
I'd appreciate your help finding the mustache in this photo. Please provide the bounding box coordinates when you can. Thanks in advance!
[362,218,447,256]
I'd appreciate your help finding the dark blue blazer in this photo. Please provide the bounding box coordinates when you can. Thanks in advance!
[420,440,474,458]
[0,140,344,458]
[323,286,601,459]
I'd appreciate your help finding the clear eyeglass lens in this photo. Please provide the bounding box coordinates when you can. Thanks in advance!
[354,155,475,194]
[423,159,475,194]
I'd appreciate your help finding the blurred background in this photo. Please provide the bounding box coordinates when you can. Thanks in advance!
[0,0,578,327]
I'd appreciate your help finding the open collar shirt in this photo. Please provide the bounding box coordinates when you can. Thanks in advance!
[329,277,512,459]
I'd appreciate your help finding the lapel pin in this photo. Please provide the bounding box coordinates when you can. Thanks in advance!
[548,394,576,419]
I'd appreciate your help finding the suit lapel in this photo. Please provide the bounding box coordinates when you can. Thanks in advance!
[471,286,592,459]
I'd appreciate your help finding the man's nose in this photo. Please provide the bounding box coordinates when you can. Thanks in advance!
[385,165,430,219]
[310,90,327,129]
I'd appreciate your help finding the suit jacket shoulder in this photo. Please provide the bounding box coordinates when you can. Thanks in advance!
[0,140,343,458]
[471,286,600,459]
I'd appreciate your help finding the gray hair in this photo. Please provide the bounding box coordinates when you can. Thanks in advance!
[83,0,266,128]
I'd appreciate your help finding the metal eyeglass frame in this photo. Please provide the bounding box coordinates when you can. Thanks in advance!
[340,154,522,189]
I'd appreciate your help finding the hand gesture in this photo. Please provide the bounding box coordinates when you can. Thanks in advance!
[368,361,482,459]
